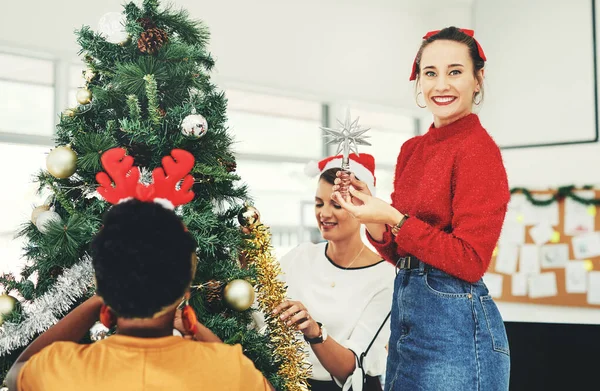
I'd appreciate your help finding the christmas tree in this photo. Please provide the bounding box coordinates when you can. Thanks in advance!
[0,1,308,389]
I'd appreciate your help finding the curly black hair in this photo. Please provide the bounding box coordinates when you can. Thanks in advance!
[90,200,197,318]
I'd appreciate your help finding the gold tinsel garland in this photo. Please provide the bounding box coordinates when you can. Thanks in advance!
[245,223,311,391]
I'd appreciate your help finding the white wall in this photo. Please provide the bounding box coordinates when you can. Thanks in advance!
[475,0,600,324]
[474,0,600,188]
[0,0,468,114]
[476,0,596,148]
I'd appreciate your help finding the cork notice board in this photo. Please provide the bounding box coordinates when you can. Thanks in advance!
[488,189,600,308]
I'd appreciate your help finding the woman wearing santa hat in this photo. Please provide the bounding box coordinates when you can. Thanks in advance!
[332,27,510,391]
[273,153,395,391]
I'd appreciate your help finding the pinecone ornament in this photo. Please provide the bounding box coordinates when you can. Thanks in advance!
[204,280,224,312]
[219,158,237,173]
[137,28,168,54]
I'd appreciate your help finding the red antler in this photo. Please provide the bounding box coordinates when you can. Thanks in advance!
[150,149,195,207]
[96,148,195,207]
[96,148,143,204]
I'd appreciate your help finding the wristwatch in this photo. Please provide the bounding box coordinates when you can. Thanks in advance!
[304,322,328,344]
[390,214,409,236]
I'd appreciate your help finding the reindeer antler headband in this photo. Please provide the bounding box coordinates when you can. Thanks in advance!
[96,148,195,209]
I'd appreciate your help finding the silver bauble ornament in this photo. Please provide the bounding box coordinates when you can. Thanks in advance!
[46,145,77,179]
[31,205,50,225]
[98,12,129,45]
[238,205,261,227]
[36,210,62,234]
[224,279,255,311]
[76,88,92,105]
[181,114,208,138]
[89,321,110,342]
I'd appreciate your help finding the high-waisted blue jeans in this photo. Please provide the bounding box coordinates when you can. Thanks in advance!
[384,262,510,391]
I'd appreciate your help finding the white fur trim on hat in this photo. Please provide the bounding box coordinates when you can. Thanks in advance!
[304,160,321,177]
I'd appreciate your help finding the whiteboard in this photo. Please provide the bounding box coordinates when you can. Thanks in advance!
[474,0,599,149]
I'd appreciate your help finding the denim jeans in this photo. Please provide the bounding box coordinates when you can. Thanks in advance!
[384,262,510,391]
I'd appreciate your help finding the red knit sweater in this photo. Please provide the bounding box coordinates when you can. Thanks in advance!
[367,114,509,283]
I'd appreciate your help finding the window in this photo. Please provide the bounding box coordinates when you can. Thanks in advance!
[237,159,317,258]
[0,143,48,274]
[0,53,54,84]
[0,53,55,137]
[226,90,323,159]
[226,90,323,256]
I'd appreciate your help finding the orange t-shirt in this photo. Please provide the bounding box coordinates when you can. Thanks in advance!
[18,335,271,391]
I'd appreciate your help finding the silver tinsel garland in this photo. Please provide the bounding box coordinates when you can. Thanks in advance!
[0,256,94,356]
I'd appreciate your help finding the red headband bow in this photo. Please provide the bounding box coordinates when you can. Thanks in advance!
[409,28,487,81]
[96,148,195,209]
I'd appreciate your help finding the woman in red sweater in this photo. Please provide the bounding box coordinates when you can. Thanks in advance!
[334,27,510,390]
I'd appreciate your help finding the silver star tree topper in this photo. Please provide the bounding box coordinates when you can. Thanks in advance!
[320,110,371,169]
[320,110,371,199]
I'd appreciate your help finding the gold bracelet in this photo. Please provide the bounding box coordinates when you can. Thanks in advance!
[390,214,409,236]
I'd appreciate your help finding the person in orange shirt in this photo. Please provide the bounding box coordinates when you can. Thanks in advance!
[5,198,273,391]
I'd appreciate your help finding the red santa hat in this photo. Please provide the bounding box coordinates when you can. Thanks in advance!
[304,153,376,194]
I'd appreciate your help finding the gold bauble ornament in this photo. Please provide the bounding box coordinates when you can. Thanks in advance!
[0,294,17,318]
[31,205,50,225]
[76,88,92,105]
[237,204,261,227]
[47,145,77,179]
[224,279,255,311]
[63,108,76,117]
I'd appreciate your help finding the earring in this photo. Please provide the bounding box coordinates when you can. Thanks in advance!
[416,92,426,108]
[182,300,198,335]
[473,91,482,106]
[100,304,117,328]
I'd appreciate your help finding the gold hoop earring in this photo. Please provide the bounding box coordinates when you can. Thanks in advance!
[416,91,426,109]
[473,92,482,106]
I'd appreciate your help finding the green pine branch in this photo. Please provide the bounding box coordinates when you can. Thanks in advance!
[74,133,119,173]
[157,42,214,71]
[41,214,91,260]
[115,57,169,97]
[126,95,142,120]
[143,74,161,125]
[76,26,132,74]
[156,6,210,46]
